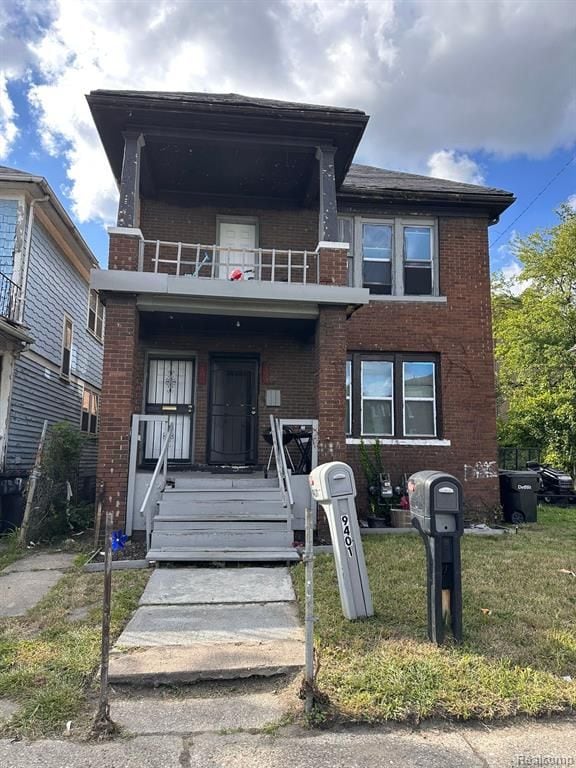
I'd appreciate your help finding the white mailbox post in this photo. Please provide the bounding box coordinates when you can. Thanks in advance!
[309,461,373,620]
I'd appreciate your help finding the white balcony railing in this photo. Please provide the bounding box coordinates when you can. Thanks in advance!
[139,239,320,284]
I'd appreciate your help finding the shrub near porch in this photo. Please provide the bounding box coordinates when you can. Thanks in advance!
[292,508,576,722]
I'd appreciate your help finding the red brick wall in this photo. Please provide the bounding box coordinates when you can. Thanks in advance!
[96,296,140,525]
[109,233,140,271]
[140,199,318,251]
[345,216,499,515]
[317,247,348,286]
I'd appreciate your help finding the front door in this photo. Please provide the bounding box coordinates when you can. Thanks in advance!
[218,220,257,279]
[208,357,259,465]
[144,357,194,463]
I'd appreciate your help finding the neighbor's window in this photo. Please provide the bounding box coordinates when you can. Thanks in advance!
[88,289,104,340]
[61,316,73,379]
[348,353,439,438]
[361,223,393,294]
[81,388,99,434]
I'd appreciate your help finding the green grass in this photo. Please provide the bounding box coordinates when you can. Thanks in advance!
[0,529,26,571]
[293,507,576,723]
[0,566,150,738]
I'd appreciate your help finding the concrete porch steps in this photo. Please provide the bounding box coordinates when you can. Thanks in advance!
[167,476,279,490]
[146,547,300,562]
[149,529,292,550]
[109,567,304,684]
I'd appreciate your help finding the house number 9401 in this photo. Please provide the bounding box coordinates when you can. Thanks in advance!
[340,514,354,558]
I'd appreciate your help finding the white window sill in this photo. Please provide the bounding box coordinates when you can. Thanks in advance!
[368,295,447,304]
[346,438,451,447]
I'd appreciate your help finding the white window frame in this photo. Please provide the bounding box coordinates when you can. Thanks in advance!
[60,314,73,380]
[345,359,352,435]
[87,289,105,342]
[351,216,438,297]
[81,386,100,435]
[402,361,437,438]
[360,359,394,437]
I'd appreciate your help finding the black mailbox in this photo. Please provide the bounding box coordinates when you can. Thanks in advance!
[408,470,464,646]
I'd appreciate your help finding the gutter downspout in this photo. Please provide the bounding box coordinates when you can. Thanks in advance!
[18,195,49,324]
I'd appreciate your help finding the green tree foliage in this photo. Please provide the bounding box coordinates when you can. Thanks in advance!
[493,206,576,472]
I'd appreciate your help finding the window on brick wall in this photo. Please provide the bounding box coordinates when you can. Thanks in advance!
[61,315,73,380]
[81,388,99,434]
[87,289,105,341]
[344,216,438,297]
[348,353,439,438]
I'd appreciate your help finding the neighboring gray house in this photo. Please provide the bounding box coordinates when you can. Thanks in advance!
[0,165,103,529]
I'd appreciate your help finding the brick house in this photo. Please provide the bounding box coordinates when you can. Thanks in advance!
[88,90,514,561]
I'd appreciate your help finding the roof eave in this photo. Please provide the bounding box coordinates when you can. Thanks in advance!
[338,187,516,216]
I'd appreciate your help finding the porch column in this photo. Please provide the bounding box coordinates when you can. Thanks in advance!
[315,305,347,463]
[117,131,145,228]
[96,294,140,530]
[108,229,143,272]
[316,145,338,242]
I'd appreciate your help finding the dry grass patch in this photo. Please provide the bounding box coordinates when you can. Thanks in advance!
[0,567,150,738]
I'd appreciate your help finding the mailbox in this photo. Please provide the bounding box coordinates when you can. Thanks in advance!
[408,470,464,645]
[309,462,373,620]
[409,470,463,536]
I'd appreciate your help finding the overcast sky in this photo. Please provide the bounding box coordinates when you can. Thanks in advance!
[1,0,575,276]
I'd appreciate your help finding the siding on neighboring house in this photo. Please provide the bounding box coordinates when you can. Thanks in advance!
[22,219,102,386]
[0,199,19,278]
[4,216,102,479]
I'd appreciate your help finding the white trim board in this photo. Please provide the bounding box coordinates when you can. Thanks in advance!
[346,438,451,447]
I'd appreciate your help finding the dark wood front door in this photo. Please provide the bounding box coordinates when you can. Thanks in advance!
[208,357,259,465]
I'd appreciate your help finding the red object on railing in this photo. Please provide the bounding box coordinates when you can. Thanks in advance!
[229,269,243,281]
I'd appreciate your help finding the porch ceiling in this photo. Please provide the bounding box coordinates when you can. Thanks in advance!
[139,311,316,340]
[87,90,368,205]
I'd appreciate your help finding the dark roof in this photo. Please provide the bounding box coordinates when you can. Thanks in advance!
[343,163,512,198]
[88,90,366,117]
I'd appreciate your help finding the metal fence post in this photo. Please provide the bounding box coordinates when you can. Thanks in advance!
[304,506,315,713]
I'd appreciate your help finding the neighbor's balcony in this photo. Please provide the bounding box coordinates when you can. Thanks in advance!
[139,239,320,285]
[0,271,21,323]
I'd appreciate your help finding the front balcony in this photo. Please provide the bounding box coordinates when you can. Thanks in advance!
[140,238,319,284]
[92,231,368,319]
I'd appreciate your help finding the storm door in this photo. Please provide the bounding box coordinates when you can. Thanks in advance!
[208,357,258,465]
[144,357,194,463]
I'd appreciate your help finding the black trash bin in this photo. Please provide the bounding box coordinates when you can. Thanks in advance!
[499,470,539,523]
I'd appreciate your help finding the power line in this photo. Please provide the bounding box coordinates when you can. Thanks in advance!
[489,153,576,248]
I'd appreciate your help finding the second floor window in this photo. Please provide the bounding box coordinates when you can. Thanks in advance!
[338,216,437,297]
[88,290,104,341]
[61,315,73,379]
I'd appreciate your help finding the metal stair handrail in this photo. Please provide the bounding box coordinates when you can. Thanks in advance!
[141,422,174,550]
[269,415,294,509]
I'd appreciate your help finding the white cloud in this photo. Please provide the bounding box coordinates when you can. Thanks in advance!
[0,73,18,160]
[567,194,576,212]
[0,0,575,223]
[426,150,485,185]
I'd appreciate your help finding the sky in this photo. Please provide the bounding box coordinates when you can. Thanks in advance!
[1,0,575,279]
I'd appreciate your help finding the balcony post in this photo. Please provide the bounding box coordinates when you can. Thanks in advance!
[117,132,145,228]
[316,145,338,243]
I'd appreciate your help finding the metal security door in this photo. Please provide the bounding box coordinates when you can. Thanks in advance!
[208,357,258,465]
[145,358,194,463]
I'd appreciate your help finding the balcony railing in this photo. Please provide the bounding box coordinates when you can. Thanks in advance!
[139,240,320,284]
[0,272,21,322]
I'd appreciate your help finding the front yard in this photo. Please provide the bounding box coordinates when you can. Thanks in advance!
[293,507,576,722]
[0,565,150,738]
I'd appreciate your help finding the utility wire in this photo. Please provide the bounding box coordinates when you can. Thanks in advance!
[489,153,576,248]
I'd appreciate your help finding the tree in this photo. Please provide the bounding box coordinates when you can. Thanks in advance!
[493,206,576,473]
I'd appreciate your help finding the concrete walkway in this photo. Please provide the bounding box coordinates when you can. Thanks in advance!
[109,567,304,684]
[0,717,574,767]
[0,552,76,617]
